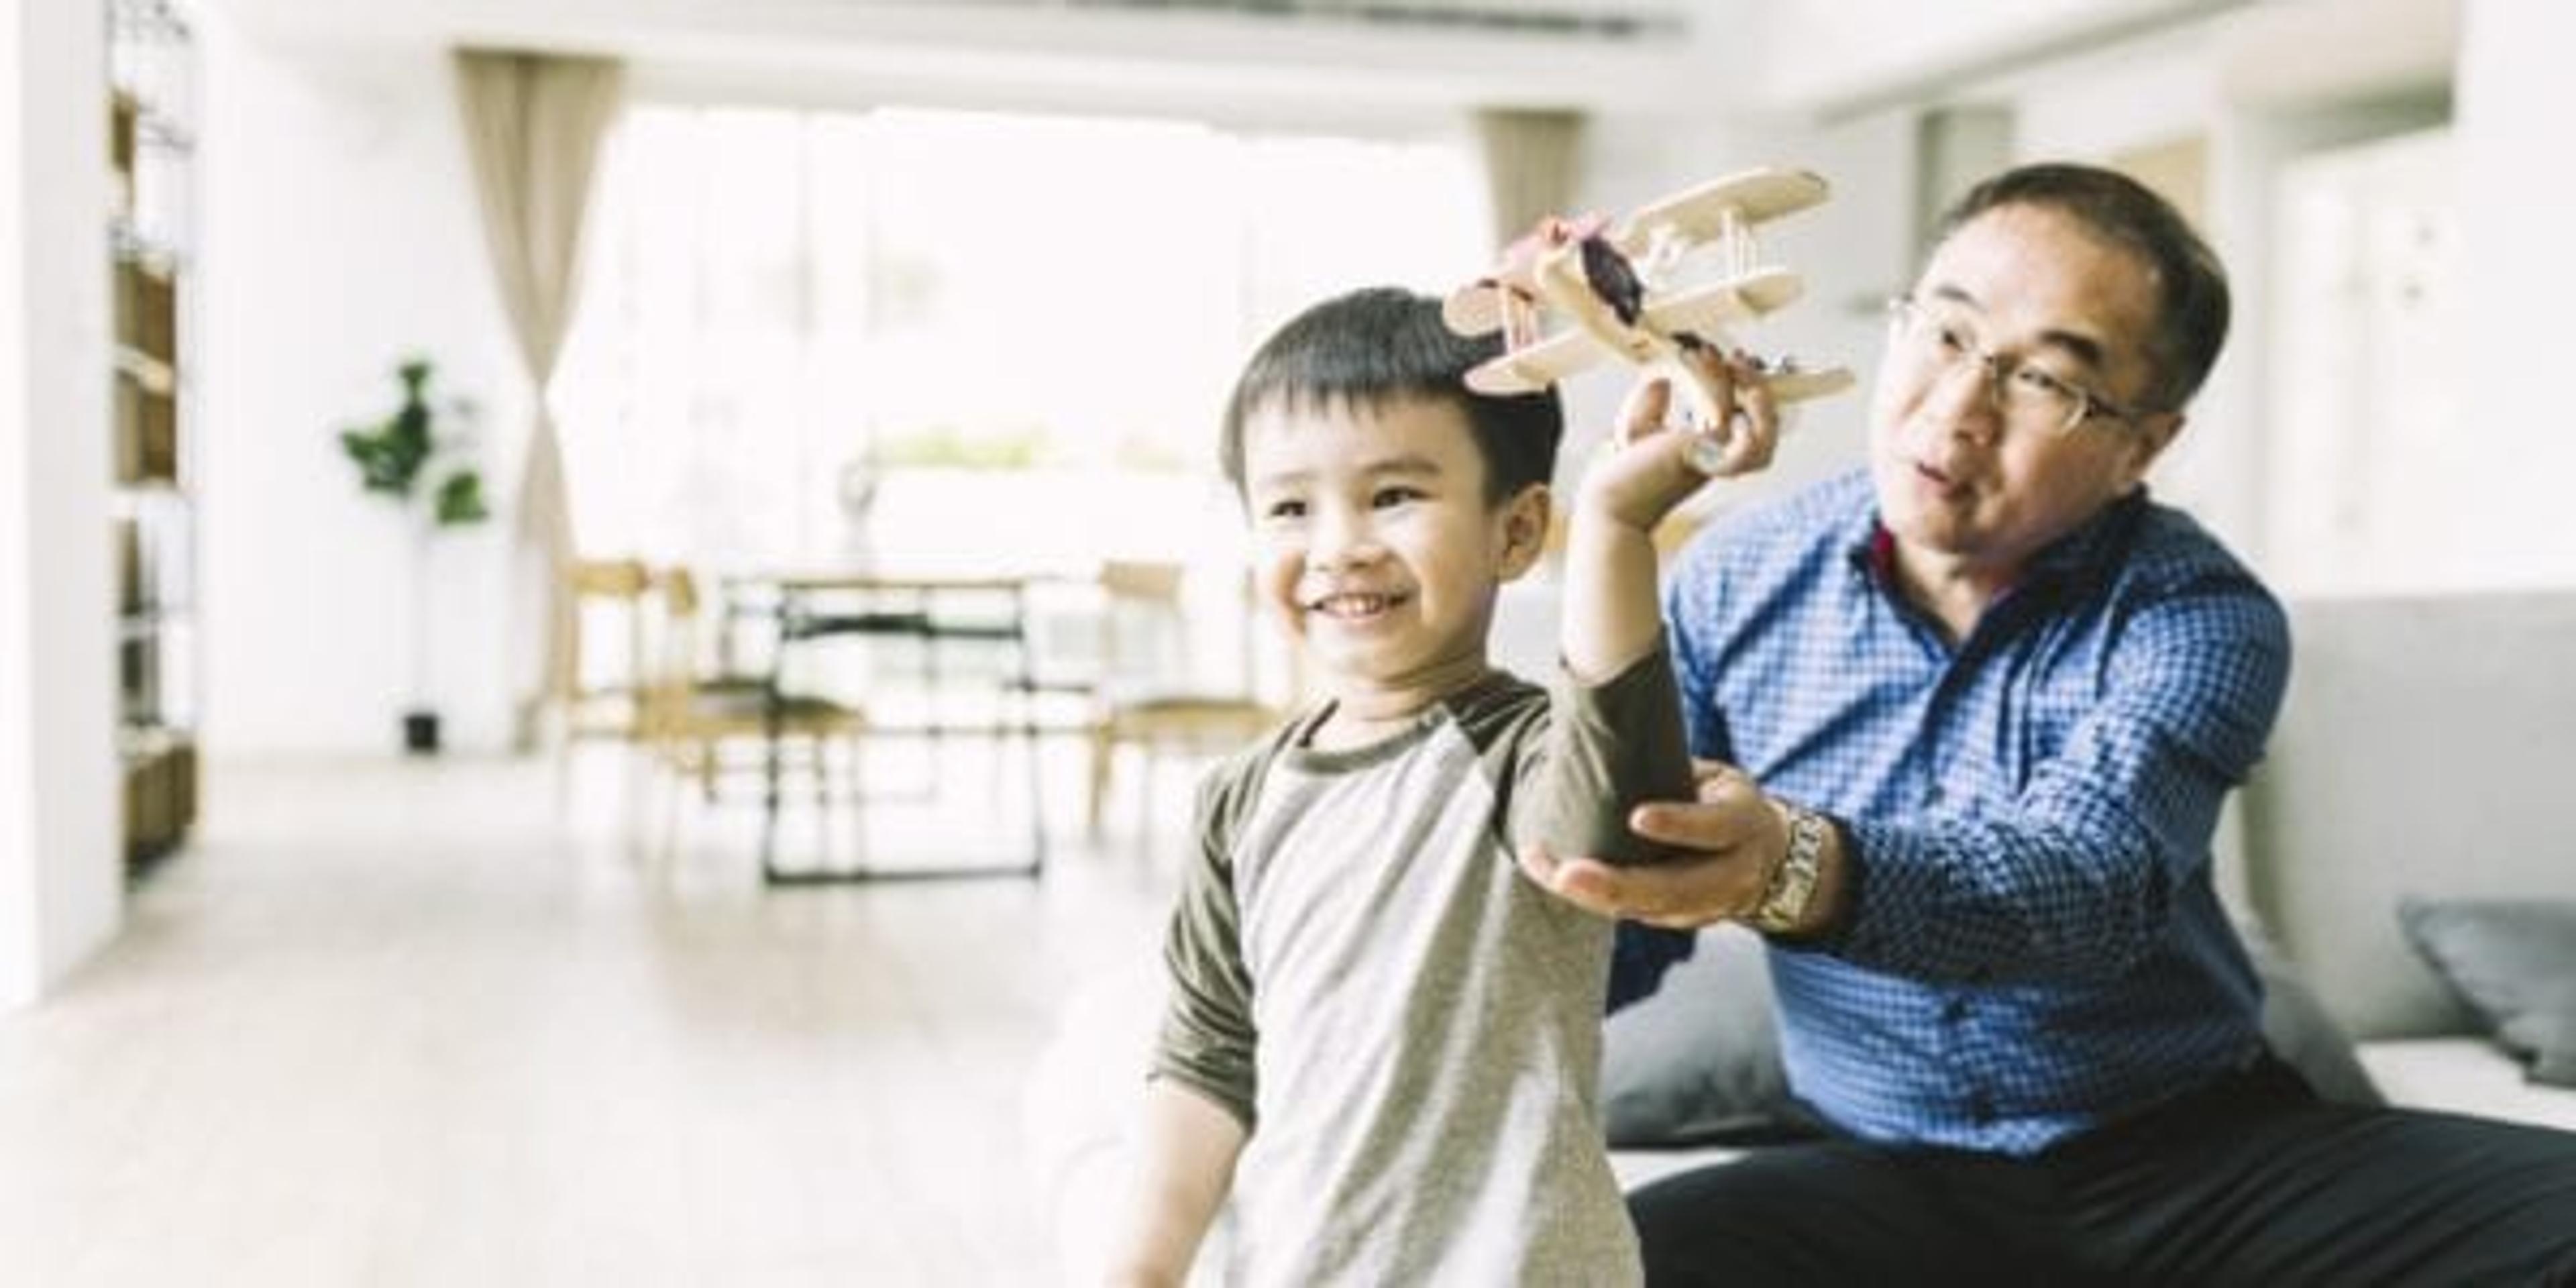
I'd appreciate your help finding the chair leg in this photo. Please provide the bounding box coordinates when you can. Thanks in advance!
[845,732,867,859]
[1134,745,1158,855]
[551,717,572,812]
[1087,725,1115,839]
[810,733,832,861]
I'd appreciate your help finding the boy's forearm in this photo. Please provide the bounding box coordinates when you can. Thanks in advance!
[1560,504,1664,684]
[1102,1078,1248,1287]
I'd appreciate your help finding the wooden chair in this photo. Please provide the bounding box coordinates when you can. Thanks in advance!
[642,566,868,808]
[1082,560,1283,840]
[553,557,657,780]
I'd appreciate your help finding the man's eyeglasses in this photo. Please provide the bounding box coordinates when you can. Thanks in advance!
[1886,295,2146,437]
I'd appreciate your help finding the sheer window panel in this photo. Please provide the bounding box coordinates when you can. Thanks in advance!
[553,104,1485,584]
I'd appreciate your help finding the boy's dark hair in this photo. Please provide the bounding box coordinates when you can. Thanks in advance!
[1219,286,1563,505]
[1934,162,2231,413]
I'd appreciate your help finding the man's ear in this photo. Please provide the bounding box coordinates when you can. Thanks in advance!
[1496,483,1552,580]
[2118,411,2187,488]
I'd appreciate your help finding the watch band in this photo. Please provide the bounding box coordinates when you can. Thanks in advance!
[1747,798,1828,935]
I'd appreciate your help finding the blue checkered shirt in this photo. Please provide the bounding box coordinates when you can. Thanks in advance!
[1613,469,2291,1155]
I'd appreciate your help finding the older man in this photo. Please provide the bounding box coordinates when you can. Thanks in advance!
[1526,162,2576,1285]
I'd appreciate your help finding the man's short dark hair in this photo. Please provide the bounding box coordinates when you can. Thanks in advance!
[1935,162,2231,413]
[1219,286,1563,505]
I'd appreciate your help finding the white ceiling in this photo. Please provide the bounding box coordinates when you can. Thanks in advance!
[207,0,2251,123]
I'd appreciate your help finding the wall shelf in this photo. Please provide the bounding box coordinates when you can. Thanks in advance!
[109,0,199,871]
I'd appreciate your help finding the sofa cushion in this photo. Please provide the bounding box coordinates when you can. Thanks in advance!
[2399,898,2576,1088]
[1601,926,1814,1148]
[1601,922,2379,1148]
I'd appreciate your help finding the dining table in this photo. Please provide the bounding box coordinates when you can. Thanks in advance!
[722,566,1077,883]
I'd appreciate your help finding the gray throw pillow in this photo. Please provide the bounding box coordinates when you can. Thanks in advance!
[2399,897,2576,1089]
[1600,921,2381,1148]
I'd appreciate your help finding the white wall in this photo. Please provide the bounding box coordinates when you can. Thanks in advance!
[2,0,121,1008]
[199,15,525,755]
[2450,0,2576,588]
[1751,0,2219,113]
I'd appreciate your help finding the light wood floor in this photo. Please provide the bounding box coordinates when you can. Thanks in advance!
[0,744,1190,1287]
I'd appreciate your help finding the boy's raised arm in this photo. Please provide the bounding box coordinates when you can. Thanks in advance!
[1562,345,1777,684]
[1516,345,1778,871]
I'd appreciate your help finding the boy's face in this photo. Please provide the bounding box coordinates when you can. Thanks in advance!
[1238,396,1546,712]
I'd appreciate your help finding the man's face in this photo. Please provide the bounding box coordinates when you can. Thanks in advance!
[1868,203,2183,588]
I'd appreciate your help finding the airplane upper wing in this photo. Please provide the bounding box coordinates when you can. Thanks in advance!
[1617,168,1828,251]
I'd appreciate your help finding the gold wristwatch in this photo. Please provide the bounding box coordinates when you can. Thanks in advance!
[1747,799,1829,935]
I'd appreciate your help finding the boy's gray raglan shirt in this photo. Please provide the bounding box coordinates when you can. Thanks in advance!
[1152,649,1688,1287]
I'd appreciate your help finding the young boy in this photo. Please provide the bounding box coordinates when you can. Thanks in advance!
[1102,286,1777,1285]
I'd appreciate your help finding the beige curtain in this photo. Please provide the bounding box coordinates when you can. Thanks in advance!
[451,49,624,750]
[1473,108,1587,252]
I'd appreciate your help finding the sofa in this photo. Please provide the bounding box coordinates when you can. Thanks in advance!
[1025,590,2576,1279]
[2231,592,2576,1131]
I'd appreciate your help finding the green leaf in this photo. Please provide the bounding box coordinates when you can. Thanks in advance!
[432,470,489,526]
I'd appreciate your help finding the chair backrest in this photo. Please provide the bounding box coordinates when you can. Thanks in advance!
[570,557,653,600]
[1099,560,1184,605]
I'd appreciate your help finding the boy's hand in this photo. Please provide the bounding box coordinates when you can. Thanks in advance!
[1578,341,1780,533]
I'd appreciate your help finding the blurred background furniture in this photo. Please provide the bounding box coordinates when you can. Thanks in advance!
[1079,559,1283,843]
[736,570,1050,883]
[109,0,199,871]
[2233,592,2576,1130]
[643,566,866,817]
[553,557,657,775]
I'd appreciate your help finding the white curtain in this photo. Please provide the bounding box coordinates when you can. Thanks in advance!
[451,48,624,750]
[1473,107,1587,252]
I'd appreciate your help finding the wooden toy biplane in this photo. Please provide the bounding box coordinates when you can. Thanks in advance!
[1442,166,1856,435]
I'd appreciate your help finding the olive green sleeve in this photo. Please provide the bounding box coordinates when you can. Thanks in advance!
[1509,638,1695,867]
[1147,748,1268,1129]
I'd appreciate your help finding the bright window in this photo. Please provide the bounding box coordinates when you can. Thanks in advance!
[552,104,1485,576]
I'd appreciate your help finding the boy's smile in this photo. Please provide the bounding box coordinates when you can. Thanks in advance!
[1304,589,1406,621]
[1239,396,1546,741]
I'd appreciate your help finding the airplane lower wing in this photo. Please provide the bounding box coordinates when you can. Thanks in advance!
[1641,268,1804,339]
[1760,366,1858,405]
[1464,329,1605,395]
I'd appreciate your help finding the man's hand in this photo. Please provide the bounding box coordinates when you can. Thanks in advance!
[1519,759,1784,929]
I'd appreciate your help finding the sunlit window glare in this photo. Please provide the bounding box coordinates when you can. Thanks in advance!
[552,103,1486,578]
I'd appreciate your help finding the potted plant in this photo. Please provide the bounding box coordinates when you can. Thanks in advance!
[338,356,488,753]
